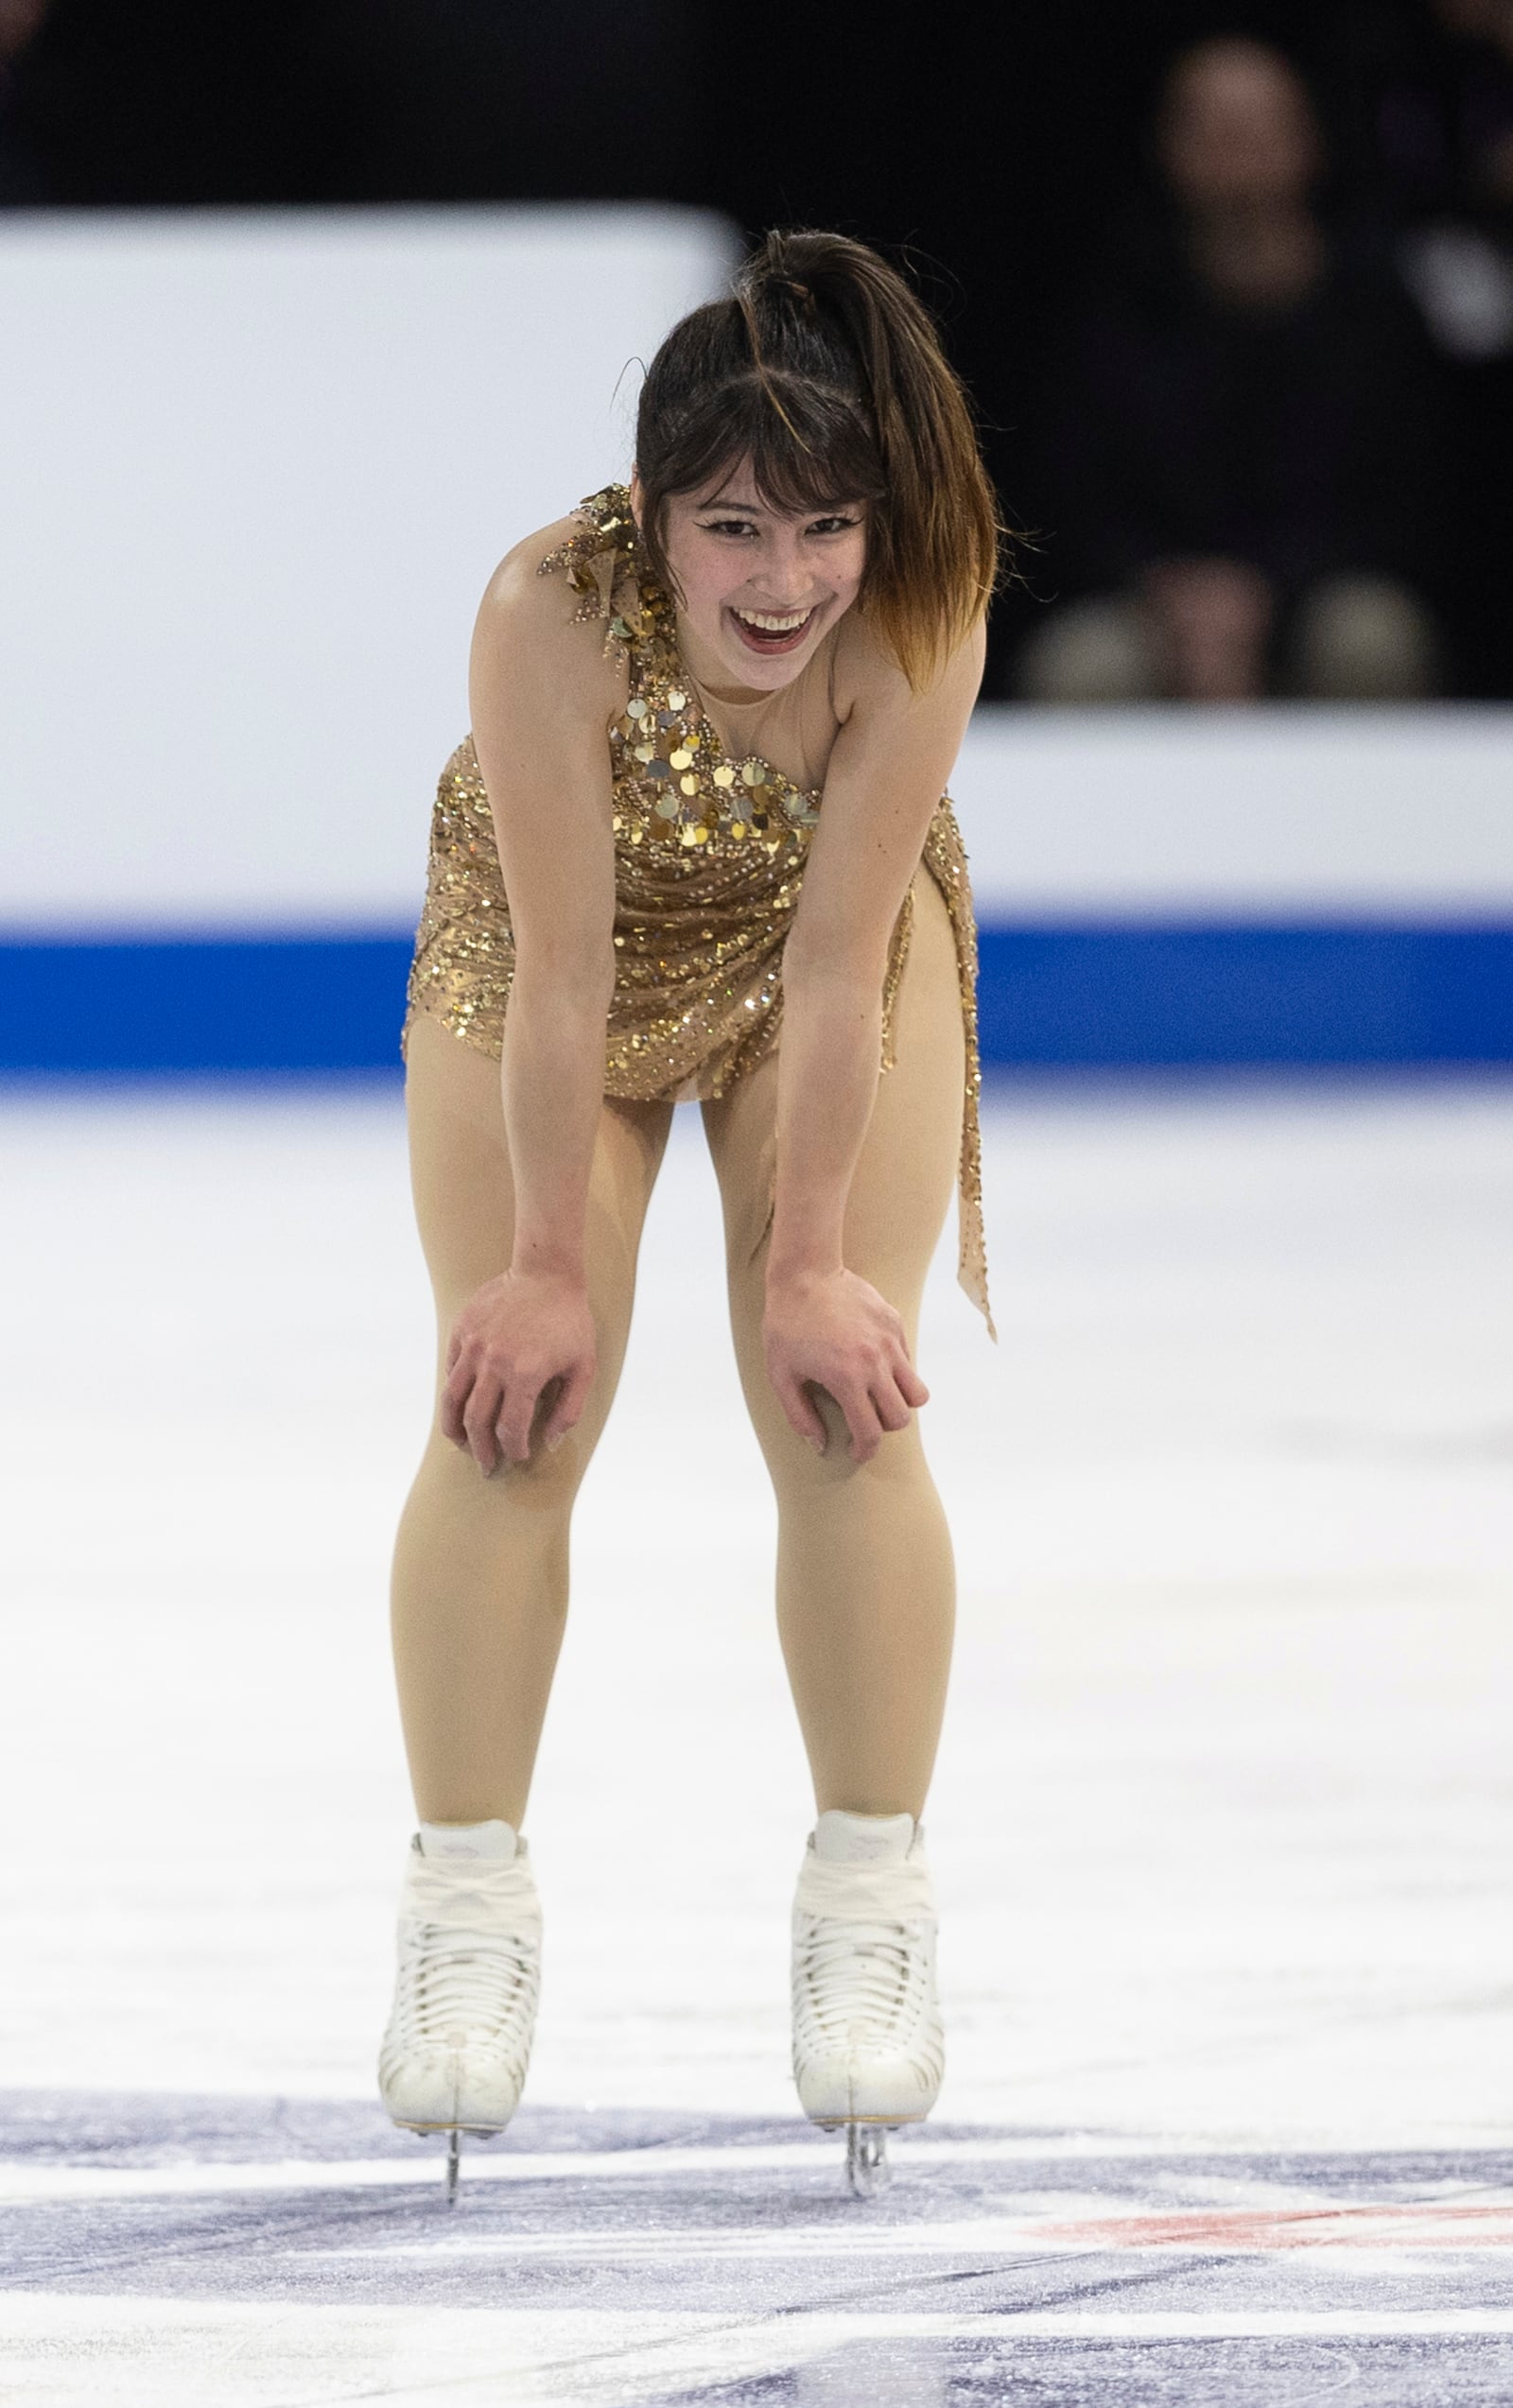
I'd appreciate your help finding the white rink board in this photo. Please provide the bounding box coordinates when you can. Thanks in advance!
[951,704,1513,920]
[0,205,735,927]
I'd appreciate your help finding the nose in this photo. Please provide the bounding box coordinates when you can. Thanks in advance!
[748,527,812,605]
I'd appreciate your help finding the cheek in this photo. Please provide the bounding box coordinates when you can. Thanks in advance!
[668,545,731,620]
[834,541,868,602]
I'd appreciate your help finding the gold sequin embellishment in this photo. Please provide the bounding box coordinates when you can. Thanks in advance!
[403,485,992,1332]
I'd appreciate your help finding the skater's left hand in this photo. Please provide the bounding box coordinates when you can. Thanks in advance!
[763,1267,929,1465]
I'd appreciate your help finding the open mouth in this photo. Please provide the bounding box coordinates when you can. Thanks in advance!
[728,604,819,657]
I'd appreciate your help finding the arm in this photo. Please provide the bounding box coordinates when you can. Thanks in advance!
[440,531,621,1473]
[764,621,985,1463]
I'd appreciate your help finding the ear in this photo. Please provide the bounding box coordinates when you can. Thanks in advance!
[628,466,645,525]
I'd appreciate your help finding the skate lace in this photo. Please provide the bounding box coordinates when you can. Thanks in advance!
[793,1916,931,2052]
[389,1853,542,2061]
[395,1918,539,2053]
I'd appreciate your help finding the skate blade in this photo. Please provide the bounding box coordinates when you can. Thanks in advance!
[809,2112,927,2131]
[390,2119,510,2139]
[844,2122,892,2198]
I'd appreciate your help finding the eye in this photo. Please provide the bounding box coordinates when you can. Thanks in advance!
[697,517,759,539]
[809,515,861,537]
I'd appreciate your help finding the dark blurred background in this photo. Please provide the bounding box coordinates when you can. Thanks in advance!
[4,0,1510,700]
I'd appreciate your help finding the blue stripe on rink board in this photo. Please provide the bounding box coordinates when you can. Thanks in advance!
[975,923,1513,1067]
[0,931,418,1074]
[0,924,1510,1073]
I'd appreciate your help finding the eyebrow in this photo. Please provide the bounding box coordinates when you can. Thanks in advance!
[694,494,861,516]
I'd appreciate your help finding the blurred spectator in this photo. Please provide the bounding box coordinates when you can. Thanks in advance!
[1328,0,1513,694]
[0,0,50,200]
[1350,0,1513,356]
[1332,0,1513,696]
[1017,37,1448,703]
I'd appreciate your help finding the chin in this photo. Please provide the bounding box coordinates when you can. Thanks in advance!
[724,649,809,688]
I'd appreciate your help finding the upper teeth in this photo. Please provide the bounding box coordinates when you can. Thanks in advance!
[737,609,810,631]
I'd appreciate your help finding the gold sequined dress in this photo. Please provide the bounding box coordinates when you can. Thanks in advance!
[403,487,992,1331]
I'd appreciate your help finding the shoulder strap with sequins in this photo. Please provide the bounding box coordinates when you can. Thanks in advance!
[537,485,646,657]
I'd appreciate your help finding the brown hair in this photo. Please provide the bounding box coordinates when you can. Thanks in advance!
[634,230,1003,688]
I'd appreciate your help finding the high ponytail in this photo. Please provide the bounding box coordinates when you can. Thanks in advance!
[635,230,1003,688]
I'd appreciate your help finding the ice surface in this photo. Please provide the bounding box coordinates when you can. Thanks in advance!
[1,1077,1511,2402]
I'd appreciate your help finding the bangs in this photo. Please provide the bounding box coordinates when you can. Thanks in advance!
[677,372,888,522]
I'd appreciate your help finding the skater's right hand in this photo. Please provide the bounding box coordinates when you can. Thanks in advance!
[442,1270,597,1473]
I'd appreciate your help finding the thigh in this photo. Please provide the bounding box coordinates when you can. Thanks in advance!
[703,867,965,1430]
[405,1011,672,1431]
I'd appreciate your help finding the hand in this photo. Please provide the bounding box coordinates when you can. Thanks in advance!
[1144,557,1275,701]
[763,1267,930,1464]
[442,1269,597,1473]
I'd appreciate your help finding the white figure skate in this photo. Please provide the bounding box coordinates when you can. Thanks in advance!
[791,1810,944,2196]
[377,1825,541,2202]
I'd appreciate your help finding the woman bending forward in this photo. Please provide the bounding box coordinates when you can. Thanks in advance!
[381,230,1000,2154]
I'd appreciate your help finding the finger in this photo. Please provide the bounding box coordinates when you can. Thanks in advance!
[444,1326,462,1377]
[873,1380,914,1435]
[896,1361,930,1409]
[441,1356,480,1449]
[496,1377,545,1467]
[773,1369,828,1452]
[541,1359,595,1452]
[440,1375,469,1448]
[462,1377,504,1473]
[841,1387,885,1464]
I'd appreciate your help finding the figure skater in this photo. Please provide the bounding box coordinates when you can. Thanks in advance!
[380,229,1001,2192]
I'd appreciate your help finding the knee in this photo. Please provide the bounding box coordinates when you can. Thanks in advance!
[411,1417,590,1529]
[764,1391,934,1504]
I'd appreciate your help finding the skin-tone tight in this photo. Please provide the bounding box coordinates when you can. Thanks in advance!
[391,868,965,1830]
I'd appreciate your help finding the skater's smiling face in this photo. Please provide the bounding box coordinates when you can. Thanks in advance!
[631,459,869,696]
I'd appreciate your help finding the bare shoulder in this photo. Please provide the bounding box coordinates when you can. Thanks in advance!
[470,513,625,724]
[830,606,985,732]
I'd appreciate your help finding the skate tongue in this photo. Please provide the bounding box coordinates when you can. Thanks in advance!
[417,1819,518,1862]
[812,1810,915,1865]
